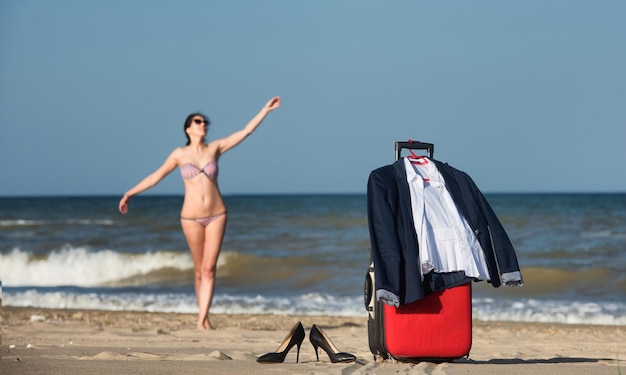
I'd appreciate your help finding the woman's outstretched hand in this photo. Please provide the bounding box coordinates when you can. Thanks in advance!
[265,96,281,112]
[119,195,130,214]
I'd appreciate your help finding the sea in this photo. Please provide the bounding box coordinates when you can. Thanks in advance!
[2,193,625,326]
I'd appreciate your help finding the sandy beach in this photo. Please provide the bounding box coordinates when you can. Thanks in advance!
[1,306,624,375]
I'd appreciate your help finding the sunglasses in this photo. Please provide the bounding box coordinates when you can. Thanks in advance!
[193,119,208,125]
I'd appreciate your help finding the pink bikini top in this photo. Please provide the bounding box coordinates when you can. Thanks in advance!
[180,161,218,181]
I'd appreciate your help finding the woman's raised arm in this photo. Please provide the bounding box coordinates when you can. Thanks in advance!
[216,96,281,155]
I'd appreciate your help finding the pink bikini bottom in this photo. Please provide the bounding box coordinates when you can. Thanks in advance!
[181,212,226,227]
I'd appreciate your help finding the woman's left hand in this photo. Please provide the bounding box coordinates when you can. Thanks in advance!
[266,96,281,112]
[119,195,130,214]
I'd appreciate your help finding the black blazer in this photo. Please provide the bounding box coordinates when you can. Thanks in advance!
[367,158,522,306]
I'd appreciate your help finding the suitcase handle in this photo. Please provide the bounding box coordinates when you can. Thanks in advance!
[395,140,434,161]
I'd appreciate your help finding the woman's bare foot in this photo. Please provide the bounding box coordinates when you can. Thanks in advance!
[197,317,213,330]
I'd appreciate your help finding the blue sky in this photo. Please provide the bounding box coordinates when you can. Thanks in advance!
[1,1,624,196]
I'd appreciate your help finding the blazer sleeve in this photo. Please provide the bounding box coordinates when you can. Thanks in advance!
[367,166,402,306]
[465,172,523,286]
[433,160,523,287]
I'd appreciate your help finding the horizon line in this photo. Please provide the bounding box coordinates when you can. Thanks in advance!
[1,191,625,199]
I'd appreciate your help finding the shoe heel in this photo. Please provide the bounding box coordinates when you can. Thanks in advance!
[296,342,301,363]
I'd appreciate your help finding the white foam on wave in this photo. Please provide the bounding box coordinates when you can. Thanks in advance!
[4,289,199,313]
[4,289,626,325]
[472,297,626,326]
[211,293,365,317]
[0,219,43,226]
[581,230,626,239]
[1,247,194,287]
[3,289,366,317]
[0,219,116,227]
[65,219,116,226]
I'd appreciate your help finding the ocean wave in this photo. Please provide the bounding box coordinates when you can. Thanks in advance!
[1,247,194,287]
[66,219,117,226]
[4,289,625,325]
[473,297,626,326]
[3,289,366,317]
[0,219,44,226]
[0,247,332,289]
[0,218,117,227]
[581,230,626,239]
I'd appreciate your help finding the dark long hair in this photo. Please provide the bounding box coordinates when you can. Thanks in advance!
[183,113,210,145]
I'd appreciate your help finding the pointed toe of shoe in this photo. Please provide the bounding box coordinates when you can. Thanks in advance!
[332,352,357,363]
[256,352,282,364]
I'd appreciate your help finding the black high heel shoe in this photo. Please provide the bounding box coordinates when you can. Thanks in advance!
[257,322,305,364]
[309,324,357,363]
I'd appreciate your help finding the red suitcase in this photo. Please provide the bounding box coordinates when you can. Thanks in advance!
[365,257,472,361]
[369,282,472,361]
[383,283,472,359]
[365,141,472,362]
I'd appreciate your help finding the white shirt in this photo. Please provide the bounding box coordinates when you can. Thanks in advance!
[404,157,490,281]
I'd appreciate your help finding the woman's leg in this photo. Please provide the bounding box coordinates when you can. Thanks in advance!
[181,219,207,327]
[196,214,227,329]
[181,214,227,329]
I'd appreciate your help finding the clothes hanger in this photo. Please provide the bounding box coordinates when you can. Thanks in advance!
[404,140,430,181]
[406,139,429,165]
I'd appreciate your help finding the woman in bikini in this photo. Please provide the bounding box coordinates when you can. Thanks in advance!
[119,96,281,330]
